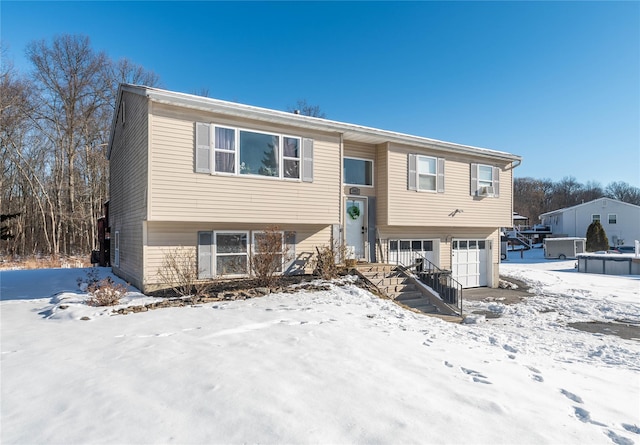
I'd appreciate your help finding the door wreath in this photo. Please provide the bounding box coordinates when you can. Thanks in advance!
[347,205,361,220]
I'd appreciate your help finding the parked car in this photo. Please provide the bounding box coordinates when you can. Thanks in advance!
[610,246,635,254]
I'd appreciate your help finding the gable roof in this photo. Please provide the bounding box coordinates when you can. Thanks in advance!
[108,84,522,164]
[540,197,640,218]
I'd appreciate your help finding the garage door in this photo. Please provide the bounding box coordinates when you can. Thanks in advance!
[451,239,489,288]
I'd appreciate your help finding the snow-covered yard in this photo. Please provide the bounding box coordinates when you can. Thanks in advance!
[1,250,639,444]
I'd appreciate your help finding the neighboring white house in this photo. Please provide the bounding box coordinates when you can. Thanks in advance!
[539,198,640,247]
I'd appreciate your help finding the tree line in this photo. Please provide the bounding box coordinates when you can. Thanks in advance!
[1,34,160,257]
[514,176,640,225]
[3,34,637,257]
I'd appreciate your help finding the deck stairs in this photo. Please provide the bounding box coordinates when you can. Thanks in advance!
[507,229,532,250]
[355,264,438,314]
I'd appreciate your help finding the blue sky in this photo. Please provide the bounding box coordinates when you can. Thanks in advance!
[2,1,639,187]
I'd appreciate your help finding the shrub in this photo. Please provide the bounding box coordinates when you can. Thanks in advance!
[251,226,292,287]
[86,277,128,307]
[313,245,339,280]
[157,247,212,297]
[77,268,100,290]
[586,220,609,252]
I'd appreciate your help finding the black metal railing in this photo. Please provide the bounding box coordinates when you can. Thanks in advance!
[413,254,463,315]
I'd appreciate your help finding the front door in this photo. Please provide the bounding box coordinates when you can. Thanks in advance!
[345,198,366,259]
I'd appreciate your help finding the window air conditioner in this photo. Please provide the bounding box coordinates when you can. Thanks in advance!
[478,186,495,197]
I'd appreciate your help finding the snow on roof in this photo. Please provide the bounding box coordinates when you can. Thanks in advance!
[539,197,640,218]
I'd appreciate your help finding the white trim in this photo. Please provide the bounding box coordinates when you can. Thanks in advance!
[474,163,498,197]
[214,230,250,277]
[114,231,120,268]
[201,123,305,181]
[343,156,374,187]
[415,154,438,193]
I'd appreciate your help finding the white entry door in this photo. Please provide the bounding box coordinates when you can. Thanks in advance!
[451,239,489,288]
[345,198,366,259]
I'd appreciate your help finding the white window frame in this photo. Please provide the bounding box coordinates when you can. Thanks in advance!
[113,231,120,267]
[478,164,495,188]
[592,214,601,222]
[471,163,500,197]
[408,154,445,193]
[206,125,303,181]
[213,126,236,175]
[608,213,617,224]
[343,157,374,187]
[282,135,302,180]
[214,230,249,277]
[416,155,438,192]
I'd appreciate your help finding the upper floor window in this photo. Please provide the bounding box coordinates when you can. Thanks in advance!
[408,154,445,193]
[344,157,373,186]
[471,163,500,197]
[592,214,601,222]
[196,123,312,182]
[608,214,617,224]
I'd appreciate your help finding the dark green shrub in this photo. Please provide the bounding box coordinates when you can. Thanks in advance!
[586,220,609,252]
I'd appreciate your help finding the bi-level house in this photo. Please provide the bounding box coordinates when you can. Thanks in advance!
[107,84,521,293]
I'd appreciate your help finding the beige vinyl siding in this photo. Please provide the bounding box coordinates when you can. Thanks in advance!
[342,142,377,197]
[142,221,331,290]
[109,91,149,290]
[376,144,389,225]
[147,104,340,224]
[376,144,389,226]
[386,144,513,227]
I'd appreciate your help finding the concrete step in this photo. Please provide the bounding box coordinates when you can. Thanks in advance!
[387,283,416,293]
[399,298,438,313]
[393,291,425,301]
[371,277,411,286]
[356,264,398,273]
[359,270,403,279]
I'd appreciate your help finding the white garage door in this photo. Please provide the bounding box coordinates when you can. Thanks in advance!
[452,239,489,288]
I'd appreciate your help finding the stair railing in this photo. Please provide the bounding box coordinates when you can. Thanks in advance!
[410,254,463,316]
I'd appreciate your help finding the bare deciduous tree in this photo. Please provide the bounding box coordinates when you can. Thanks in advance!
[286,99,326,118]
[1,35,160,259]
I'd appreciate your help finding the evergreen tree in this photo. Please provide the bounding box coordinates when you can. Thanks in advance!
[259,142,278,177]
[586,220,609,252]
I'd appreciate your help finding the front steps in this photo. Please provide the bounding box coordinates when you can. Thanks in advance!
[356,264,438,314]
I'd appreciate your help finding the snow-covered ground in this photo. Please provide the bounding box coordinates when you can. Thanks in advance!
[1,249,639,444]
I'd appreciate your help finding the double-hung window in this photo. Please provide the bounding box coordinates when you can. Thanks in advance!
[198,230,296,279]
[471,163,500,197]
[408,154,445,192]
[608,214,617,224]
[214,127,235,173]
[344,157,373,187]
[196,123,311,181]
[592,214,601,223]
[282,136,301,179]
[215,232,249,276]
